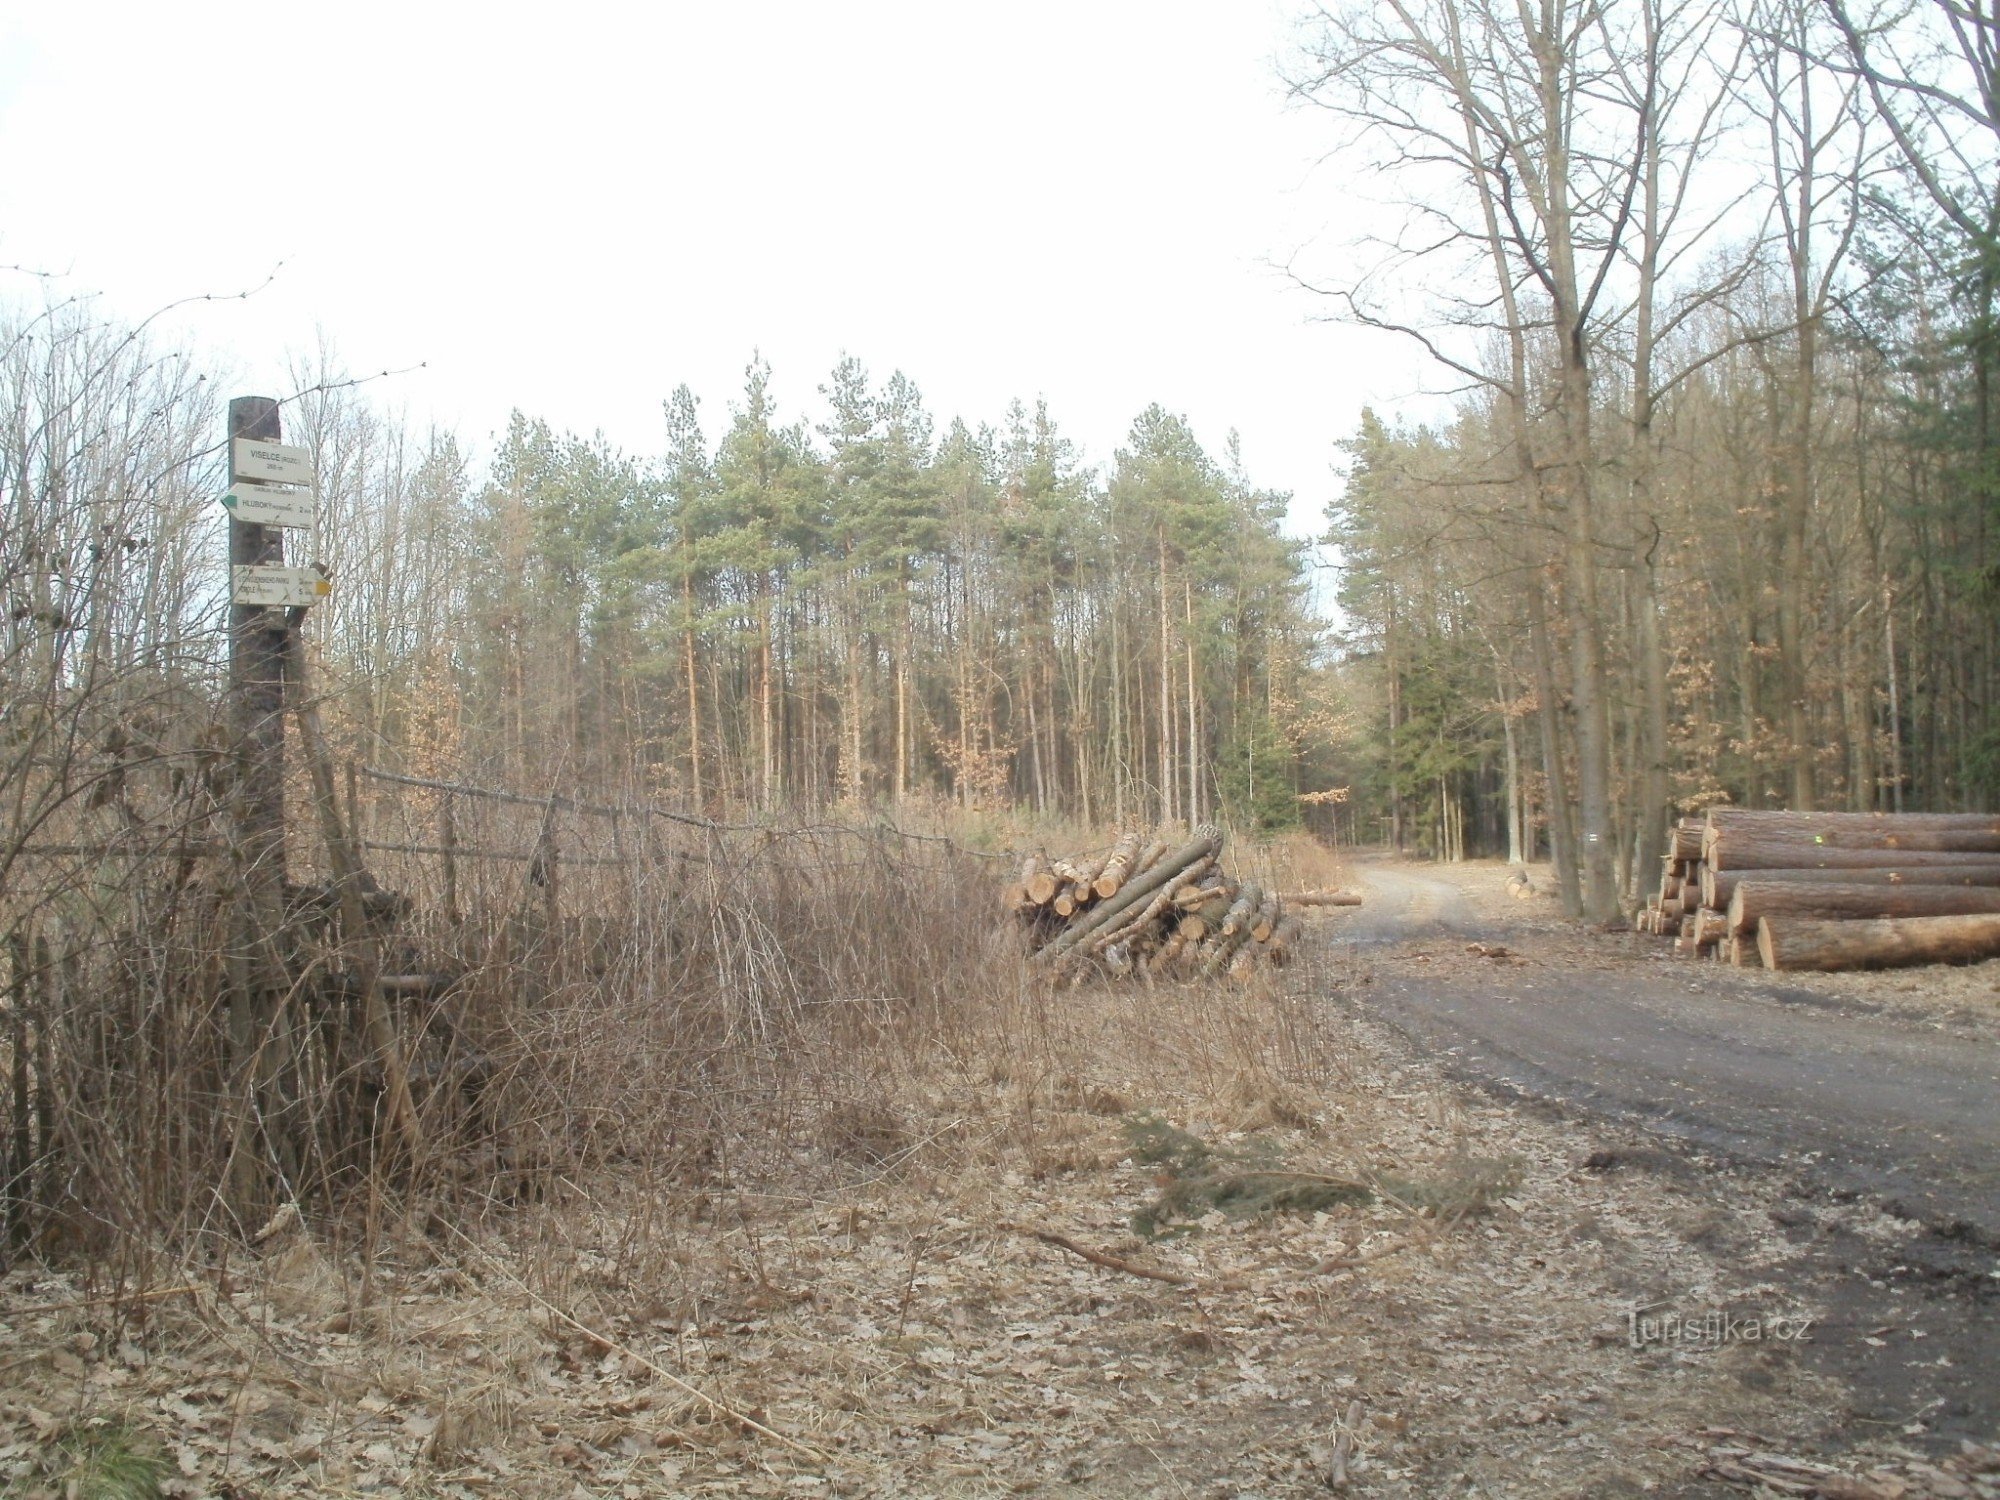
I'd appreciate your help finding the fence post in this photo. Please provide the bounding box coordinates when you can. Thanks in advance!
[5,929,28,1251]
[440,789,459,924]
[531,823,561,955]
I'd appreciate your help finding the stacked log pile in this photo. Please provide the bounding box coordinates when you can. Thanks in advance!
[1638,809,2000,971]
[1003,825,1336,981]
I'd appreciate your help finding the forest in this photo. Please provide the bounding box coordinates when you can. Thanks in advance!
[1298,0,2000,919]
[3,0,1996,922]
[4,3,2000,1494]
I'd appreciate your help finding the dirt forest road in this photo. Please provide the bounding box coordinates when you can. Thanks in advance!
[1346,860,2000,1237]
[1341,855,2000,1446]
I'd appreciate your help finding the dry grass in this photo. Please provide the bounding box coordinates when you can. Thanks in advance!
[0,921,1863,1497]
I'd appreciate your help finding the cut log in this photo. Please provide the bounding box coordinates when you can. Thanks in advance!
[1727,879,2000,937]
[1689,907,1730,950]
[1092,830,1146,899]
[1086,853,1216,959]
[1173,882,1214,910]
[1130,837,1171,880]
[1073,842,1115,889]
[1192,892,1235,927]
[1035,826,1222,965]
[1220,883,1263,939]
[1702,861,2000,911]
[1707,808,2000,837]
[1148,929,1190,974]
[1703,833,2000,874]
[1200,916,1255,978]
[1249,890,1281,943]
[1025,858,1060,908]
[1757,913,2000,972]
[1281,889,1363,907]
[1670,820,1705,863]
[1177,914,1209,943]
[1052,888,1079,919]
[1263,913,1302,966]
[1705,809,2000,861]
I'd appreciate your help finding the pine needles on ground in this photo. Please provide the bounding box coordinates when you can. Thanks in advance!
[1377,1153,1525,1223]
[1123,1112,1371,1239]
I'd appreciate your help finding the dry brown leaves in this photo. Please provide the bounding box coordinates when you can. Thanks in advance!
[0,936,1976,1497]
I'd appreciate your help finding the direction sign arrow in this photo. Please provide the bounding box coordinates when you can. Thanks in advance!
[232,437,313,486]
[221,483,315,528]
[232,564,332,609]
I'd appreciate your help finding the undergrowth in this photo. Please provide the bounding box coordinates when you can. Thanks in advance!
[3,1421,165,1500]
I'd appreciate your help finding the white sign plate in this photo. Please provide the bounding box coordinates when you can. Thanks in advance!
[232,564,331,609]
[232,438,313,486]
[222,483,315,528]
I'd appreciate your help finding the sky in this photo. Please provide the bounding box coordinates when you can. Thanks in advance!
[0,0,1427,543]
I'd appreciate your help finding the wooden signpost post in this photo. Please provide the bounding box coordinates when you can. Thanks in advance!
[220,399,420,1176]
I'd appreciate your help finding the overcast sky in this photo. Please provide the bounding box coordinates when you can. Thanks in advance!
[0,0,1424,538]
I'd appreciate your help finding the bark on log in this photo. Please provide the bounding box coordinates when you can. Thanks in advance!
[1250,890,1281,943]
[1757,913,2000,972]
[1707,808,2000,836]
[1689,908,1729,950]
[1192,893,1234,927]
[1705,809,2000,860]
[1070,842,1115,891]
[1704,831,2000,874]
[1200,918,1255,978]
[1092,830,1146,899]
[1280,890,1363,907]
[1148,929,1190,974]
[1219,883,1262,939]
[1035,827,1222,965]
[1087,853,1216,958]
[1262,914,1302,967]
[1727,880,2000,937]
[1131,837,1171,880]
[1703,861,2000,910]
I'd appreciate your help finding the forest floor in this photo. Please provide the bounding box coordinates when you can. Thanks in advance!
[4,864,2000,1497]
